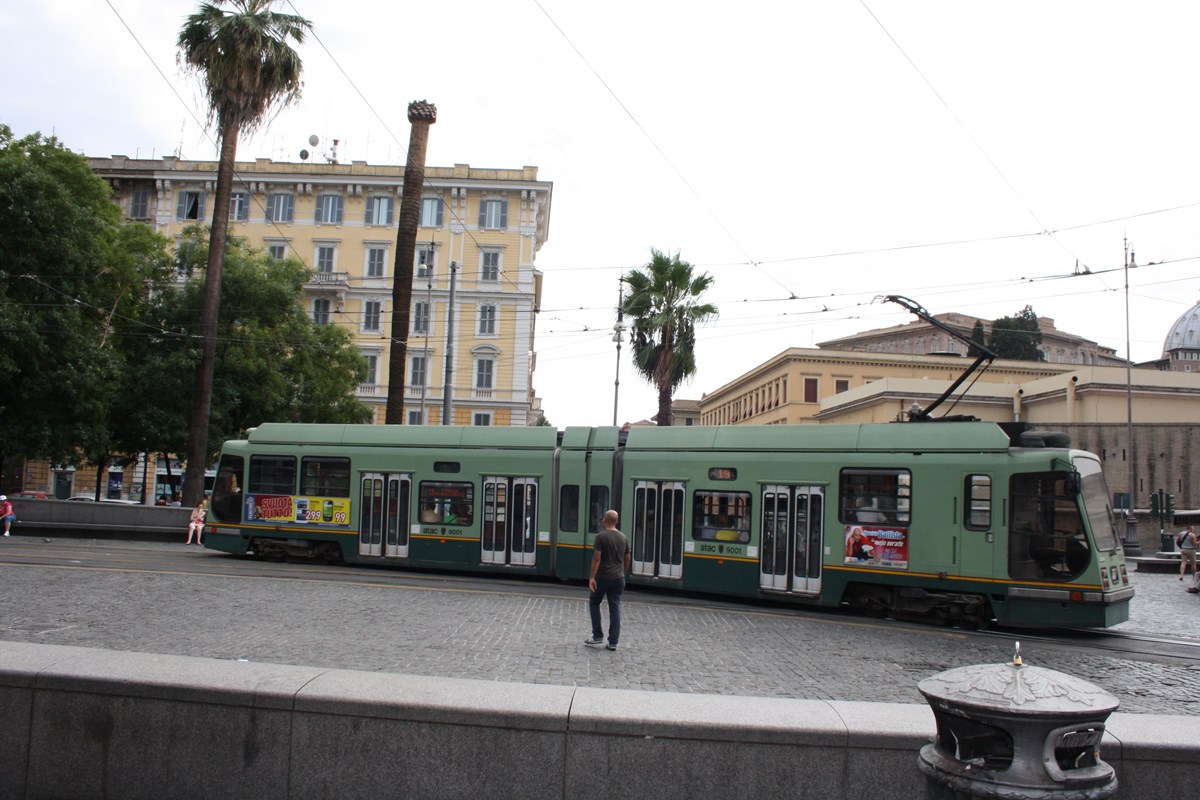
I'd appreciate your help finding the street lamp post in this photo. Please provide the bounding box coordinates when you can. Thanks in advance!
[612,280,625,427]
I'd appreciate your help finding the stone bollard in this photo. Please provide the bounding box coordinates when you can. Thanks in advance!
[917,644,1118,799]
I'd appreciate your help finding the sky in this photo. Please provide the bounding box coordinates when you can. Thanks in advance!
[5,1,1200,427]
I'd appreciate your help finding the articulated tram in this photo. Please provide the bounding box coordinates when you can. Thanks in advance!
[203,420,1133,628]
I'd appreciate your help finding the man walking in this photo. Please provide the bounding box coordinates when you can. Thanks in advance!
[585,509,631,651]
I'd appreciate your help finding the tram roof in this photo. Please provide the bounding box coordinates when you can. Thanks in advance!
[245,423,560,449]
[622,422,1013,452]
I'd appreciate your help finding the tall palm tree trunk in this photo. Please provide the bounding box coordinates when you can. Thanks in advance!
[182,122,238,506]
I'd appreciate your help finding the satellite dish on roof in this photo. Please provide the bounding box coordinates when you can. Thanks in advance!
[308,134,320,146]
[299,149,310,161]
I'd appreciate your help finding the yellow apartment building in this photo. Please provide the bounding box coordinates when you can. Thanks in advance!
[89,155,552,427]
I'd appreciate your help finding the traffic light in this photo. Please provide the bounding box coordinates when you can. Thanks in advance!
[1151,492,1161,516]
[1167,493,1176,516]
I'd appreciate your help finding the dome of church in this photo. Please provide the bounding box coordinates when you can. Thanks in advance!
[1162,296,1200,356]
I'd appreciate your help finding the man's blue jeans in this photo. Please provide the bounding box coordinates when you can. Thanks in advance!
[588,575,625,645]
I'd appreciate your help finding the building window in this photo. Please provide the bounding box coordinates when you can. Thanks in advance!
[315,194,344,224]
[835,379,849,394]
[316,245,337,273]
[478,304,496,335]
[313,298,331,325]
[479,199,507,230]
[363,353,378,385]
[408,410,424,425]
[413,301,430,334]
[130,189,150,219]
[475,357,494,390]
[229,191,249,221]
[363,300,381,332]
[365,195,393,226]
[416,248,435,278]
[481,251,500,281]
[421,197,444,227]
[176,190,205,220]
[267,243,287,260]
[803,377,818,403]
[410,355,427,388]
[473,412,492,426]
[366,247,387,277]
[266,193,294,223]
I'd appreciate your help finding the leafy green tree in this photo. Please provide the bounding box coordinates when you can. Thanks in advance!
[967,319,988,358]
[622,249,718,426]
[0,125,129,465]
[177,0,312,505]
[987,305,1045,361]
[140,228,371,464]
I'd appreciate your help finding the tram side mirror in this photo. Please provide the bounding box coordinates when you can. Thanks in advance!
[1063,472,1081,497]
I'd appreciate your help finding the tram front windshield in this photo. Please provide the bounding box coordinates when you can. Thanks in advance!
[1076,456,1121,552]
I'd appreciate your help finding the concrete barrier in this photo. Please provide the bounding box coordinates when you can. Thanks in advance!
[7,498,190,542]
[1,641,1197,799]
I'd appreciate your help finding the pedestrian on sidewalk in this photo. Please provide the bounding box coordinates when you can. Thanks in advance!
[585,509,631,651]
[1179,524,1197,581]
[0,496,14,536]
[186,498,207,545]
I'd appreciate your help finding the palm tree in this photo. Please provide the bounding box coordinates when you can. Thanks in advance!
[622,249,718,426]
[176,0,311,505]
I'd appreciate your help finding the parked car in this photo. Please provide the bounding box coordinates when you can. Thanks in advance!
[67,495,139,504]
[11,491,49,500]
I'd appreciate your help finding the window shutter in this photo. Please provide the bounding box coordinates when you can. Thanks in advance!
[388,197,395,225]
[435,199,443,226]
[197,192,207,221]
[478,202,487,228]
[364,198,373,225]
[315,197,322,224]
[284,195,293,221]
[499,201,508,230]
[335,195,344,223]
[176,192,186,219]
[266,194,277,221]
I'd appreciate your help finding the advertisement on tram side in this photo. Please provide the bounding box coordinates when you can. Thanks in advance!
[844,524,908,569]
[244,493,352,527]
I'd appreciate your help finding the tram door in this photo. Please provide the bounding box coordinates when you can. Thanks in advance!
[359,473,411,558]
[481,477,538,567]
[760,485,824,594]
[631,480,686,579]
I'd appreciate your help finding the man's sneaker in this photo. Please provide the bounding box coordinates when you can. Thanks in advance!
[606,643,618,651]
[584,636,604,646]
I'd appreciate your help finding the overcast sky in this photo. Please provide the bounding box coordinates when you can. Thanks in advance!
[5,1,1200,427]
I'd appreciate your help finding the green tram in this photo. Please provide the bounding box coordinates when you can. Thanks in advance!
[203,420,1133,628]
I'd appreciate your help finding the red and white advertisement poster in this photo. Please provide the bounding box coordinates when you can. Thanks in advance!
[843,524,909,570]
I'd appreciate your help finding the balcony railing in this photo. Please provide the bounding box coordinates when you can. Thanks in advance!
[309,271,349,287]
[357,383,386,397]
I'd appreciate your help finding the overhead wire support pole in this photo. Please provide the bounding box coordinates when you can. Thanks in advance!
[613,278,625,426]
[442,260,457,425]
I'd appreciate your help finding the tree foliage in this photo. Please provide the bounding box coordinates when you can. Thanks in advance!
[622,249,718,426]
[987,305,1045,361]
[0,125,132,463]
[967,319,988,358]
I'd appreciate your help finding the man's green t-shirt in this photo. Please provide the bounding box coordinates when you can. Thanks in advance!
[594,528,629,581]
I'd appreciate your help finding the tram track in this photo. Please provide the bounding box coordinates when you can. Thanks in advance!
[2,537,1196,665]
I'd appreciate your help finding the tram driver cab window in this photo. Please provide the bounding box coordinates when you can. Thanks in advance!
[1008,472,1090,582]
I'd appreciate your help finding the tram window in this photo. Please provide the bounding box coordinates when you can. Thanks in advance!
[839,469,910,526]
[560,484,580,532]
[1008,472,1089,582]
[300,457,351,497]
[211,455,244,522]
[692,491,751,542]
[587,486,609,534]
[965,475,991,530]
[418,481,475,526]
[248,455,297,496]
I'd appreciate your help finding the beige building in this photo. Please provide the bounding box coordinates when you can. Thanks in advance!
[90,155,552,427]
[817,311,1123,366]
